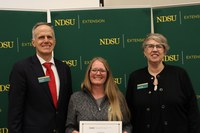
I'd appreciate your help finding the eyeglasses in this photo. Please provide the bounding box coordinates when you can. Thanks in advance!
[145,44,164,50]
[90,68,107,74]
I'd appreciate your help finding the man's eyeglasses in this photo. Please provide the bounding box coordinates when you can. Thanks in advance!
[90,68,107,74]
[145,44,164,50]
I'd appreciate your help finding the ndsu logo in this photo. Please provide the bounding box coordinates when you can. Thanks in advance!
[114,78,122,85]
[99,38,120,45]
[84,60,90,65]
[156,15,177,23]
[0,41,14,48]
[163,54,179,62]
[62,60,78,67]
[54,19,75,26]
[0,84,10,92]
[0,128,8,133]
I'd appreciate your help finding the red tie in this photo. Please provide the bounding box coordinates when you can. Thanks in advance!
[43,62,57,108]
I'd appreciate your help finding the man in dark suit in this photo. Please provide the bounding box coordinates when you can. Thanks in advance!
[8,22,72,133]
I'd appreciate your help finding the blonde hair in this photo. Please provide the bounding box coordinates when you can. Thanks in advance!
[81,57,130,121]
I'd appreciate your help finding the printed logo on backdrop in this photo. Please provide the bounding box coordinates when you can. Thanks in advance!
[54,19,76,26]
[83,59,90,65]
[62,59,78,67]
[184,51,200,64]
[21,42,32,47]
[82,19,105,24]
[184,14,200,20]
[156,11,200,24]
[114,74,128,89]
[114,77,122,85]
[100,37,120,46]
[156,14,177,23]
[54,18,105,27]
[0,128,8,133]
[126,37,144,45]
[181,11,200,24]
[163,54,179,62]
[0,84,10,92]
[0,40,14,48]
[186,54,200,60]
[164,52,200,64]
[0,39,32,53]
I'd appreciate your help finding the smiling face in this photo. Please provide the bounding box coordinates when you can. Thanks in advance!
[32,24,56,60]
[89,60,107,87]
[144,39,165,65]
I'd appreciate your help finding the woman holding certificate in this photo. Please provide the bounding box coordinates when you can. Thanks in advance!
[65,57,132,133]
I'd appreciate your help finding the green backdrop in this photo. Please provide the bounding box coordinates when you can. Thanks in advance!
[51,8,151,94]
[0,4,199,132]
[153,4,200,106]
[0,10,47,131]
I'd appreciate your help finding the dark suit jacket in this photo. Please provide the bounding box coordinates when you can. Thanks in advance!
[8,55,72,133]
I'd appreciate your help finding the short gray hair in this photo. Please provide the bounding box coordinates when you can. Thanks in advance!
[142,33,170,54]
[32,22,54,39]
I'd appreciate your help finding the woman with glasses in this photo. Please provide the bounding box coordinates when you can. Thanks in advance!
[66,57,132,133]
[126,33,200,133]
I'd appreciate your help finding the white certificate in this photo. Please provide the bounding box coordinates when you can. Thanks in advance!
[80,121,122,133]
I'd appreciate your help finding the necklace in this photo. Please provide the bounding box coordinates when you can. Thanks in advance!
[153,77,158,91]
[148,64,164,91]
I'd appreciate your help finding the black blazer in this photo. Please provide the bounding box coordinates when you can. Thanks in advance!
[8,55,72,133]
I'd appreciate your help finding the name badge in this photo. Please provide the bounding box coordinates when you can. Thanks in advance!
[38,76,50,83]
[137,83,148,90]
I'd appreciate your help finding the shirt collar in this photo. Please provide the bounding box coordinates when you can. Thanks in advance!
[36,54,55,65]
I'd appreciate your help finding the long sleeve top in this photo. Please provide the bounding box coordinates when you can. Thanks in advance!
[66,89,132,133]
[126,64,200,133]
